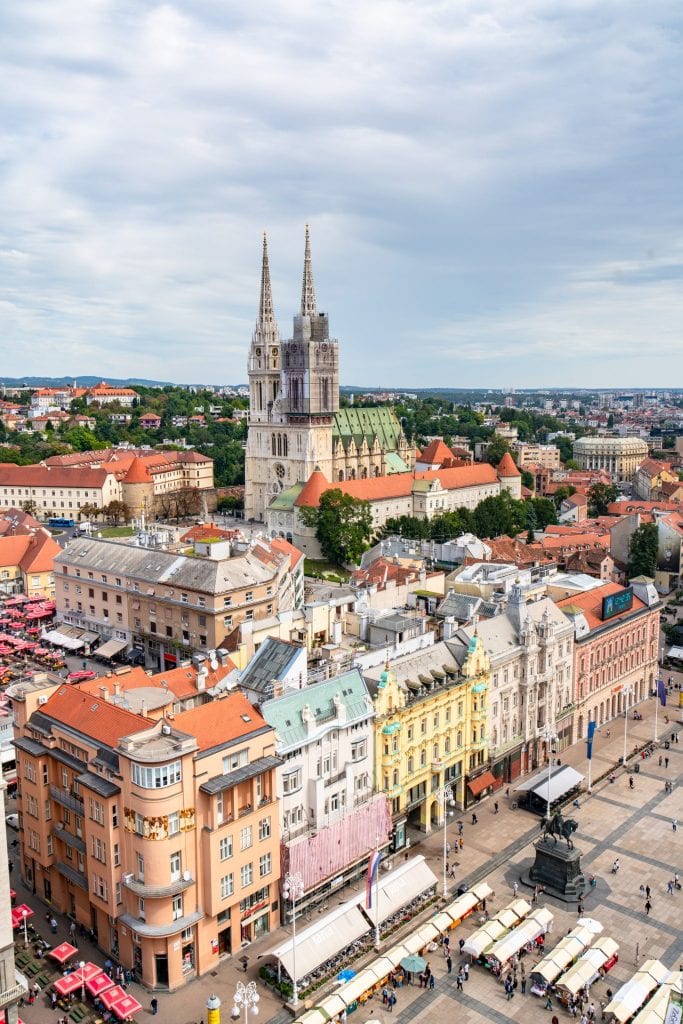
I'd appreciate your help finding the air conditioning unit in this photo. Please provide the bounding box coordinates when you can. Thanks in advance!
[38,696,48,706]
[122,872,134,884]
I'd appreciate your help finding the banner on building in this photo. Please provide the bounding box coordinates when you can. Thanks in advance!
[586,719,597,760]
[657,679,667,707]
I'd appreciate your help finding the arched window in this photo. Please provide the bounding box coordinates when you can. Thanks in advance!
[271,434,276,456]
[338,470,344,481]
[283,435,288,457]
[392,769,399,787]
[407,756,413,773]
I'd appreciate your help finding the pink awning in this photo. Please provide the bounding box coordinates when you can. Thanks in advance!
[100,986,127,1010]
[48,942,78,965]
[86,973,114,998]
[110,993,143,1020]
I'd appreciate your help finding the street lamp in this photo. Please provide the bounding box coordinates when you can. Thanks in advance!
[79,960,86,1002]
[282,872,304,1006]
[21,909,29,947]
[622,686,634,765]
[540,723,558,820]
[232,982,259,1024]
[439,785,456,898]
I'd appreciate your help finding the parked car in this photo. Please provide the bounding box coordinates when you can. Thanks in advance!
[5,813,19,830]
[67,670,98,683]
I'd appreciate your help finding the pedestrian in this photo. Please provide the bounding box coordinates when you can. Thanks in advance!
[645,899,652,915]
[463,963,469,981]
[456,971,463,991]
[659,755,663,767]
[151,998,158,1016]
[447,955,452,974]
[646,885,651,900]
[388,991,396,1012]
[521,976,527,995]
[639,884,645,897]
[49,916,58,934]
[69,920,77,944]
[446,841,451,856]
[445,861,449,876]
[471,812,478,825]
[544,993,552,1009]
[578,898,584,916]
[382,986,389,1004]
[673,819,678,832]
[458,837,464,850]
[494,801,499,814]
[552,1016,559,1024]
[667,880,674,895]
[458,821,464,836]
[588,1001,595,1020]
[505,979,514,1001]
[428,974,435,990]
[513,881,519,897]
[665,757,669,768]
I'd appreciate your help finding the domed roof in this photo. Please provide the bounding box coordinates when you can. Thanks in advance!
[497,452,521,477]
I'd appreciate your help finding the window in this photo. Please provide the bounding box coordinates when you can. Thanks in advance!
[223,749,249,773]
[245,591,253,602]
[131,760,182,788]
[170,851,181,881]
[219,836,233,861]
[89,797,104,824]
[115,882,122,905]
[138,897,145,920]
[351,740,367,761]
[223,614,233,628]
[220,873,234,899]
[136,852,145,880]
[113,843,120,867]
[168,811,180,835]
[282,769,302,794]
[91,836,107,863]
[259,852,272,877]
[240,863,253,888]
[240,825,253,851]
[93,875,108,900]
[112,804,119,828]
[258,816,271,841]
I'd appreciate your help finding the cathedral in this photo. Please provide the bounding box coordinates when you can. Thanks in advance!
[244,228,413,521]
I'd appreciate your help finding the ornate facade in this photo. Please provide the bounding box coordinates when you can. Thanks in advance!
[245,229,412,521]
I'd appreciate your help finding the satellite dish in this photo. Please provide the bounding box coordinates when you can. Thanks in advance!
[210,658,219,671]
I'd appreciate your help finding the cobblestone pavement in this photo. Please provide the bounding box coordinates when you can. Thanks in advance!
[8,695,681,1024]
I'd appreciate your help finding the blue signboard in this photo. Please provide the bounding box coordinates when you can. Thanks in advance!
[601,587,633,621]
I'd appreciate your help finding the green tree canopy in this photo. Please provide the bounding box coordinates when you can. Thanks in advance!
[588,482,619,517]
[301,489,373,566]
[627,522,658,579]
[484,435,512,466]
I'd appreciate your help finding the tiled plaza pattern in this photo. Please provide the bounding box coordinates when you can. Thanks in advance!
[8,694,682,1024]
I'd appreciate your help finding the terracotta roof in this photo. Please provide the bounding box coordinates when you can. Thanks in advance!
[41,685,149,746]
[539,532,610,551]
[179,524,238,543]
[173,691,269,751]
[563,493,588,507]
[638,458,672,476]
[557,582,646,632]
[0,463,111,488]
[497,452,521,477]
[20,530,62,573]
[294,470,336,507]
[418,438,454,465]
[295,463,501,508]
[270,536,305,567]
[607,500,682,514]
[79,660,236,701]
[124,456,153,484]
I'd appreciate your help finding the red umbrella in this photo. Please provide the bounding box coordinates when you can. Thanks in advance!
[11,904,34,929]
[100,986,127,1010]
[86,973,114,998]
[110,993,143,1020]
[48,942,79,965]
[53,973,83,997]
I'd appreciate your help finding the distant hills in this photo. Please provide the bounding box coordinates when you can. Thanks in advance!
[0,376,177,388]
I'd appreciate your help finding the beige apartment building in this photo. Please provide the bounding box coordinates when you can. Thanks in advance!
[572,436,648,482]
[54,536,301,669]
[514,442,561,470]
[12,678,281,991]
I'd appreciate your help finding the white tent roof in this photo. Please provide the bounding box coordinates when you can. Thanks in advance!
[401,923,440,955]
[515,764,584,802]
[442,882,494,924]
[486,907,554,966]
[631,972,683,1024]
[265,902,370,980]
[666,645,683,661]
[337,969,381,1007]
[556,938,620,997]
[41,628,85,650]
[94,637,128,659]
[373,855,438,923]
[461,897,531,958]
[605,961,669,1024]
[531,925,599,985]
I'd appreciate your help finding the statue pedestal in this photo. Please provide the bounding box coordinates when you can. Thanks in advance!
[529,840,585,901]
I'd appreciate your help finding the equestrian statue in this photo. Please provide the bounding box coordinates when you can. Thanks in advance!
[541,809,578,849]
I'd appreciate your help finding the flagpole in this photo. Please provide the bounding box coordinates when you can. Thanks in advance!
[654,685,658,745]
[374,838,380,950]
[587,717,592,794]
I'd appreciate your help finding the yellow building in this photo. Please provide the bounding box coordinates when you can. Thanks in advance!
[0,529,61,599]
[364,635,492,851]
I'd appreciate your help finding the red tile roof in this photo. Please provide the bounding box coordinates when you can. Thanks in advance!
[173,691,269,751]
[295,464,500,508]
[497,452,521,477]
[0,463,111,488]
[42,685,149,746]
[124,457,153,484]
[557,581,646,631]
[418,439,454,465]
[270,536,305,568]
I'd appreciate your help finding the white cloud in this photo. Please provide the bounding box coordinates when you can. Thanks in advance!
[0,0,681,384]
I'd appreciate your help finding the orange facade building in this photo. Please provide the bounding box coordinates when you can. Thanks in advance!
[12,680,280,990]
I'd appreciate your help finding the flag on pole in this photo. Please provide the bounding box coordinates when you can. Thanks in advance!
[586,719,597,760]
[366,849,382,909]
[657,679,667,707]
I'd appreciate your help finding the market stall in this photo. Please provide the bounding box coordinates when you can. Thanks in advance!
[630,971,683,1024]
[484,907,554,975]
[461,899,532,959]
[530,923,602,996]
[555,938,620,1005]
[603,960,670,1024]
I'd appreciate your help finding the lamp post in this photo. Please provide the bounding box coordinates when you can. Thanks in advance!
[79,960,86,1002]
[232,982,259,1024]
[207,993,221,1024]
[622,686,634,765]
[21,909,29,947]
[540,723,558,820]
[439,785,456,897]
[282,872,304,1006]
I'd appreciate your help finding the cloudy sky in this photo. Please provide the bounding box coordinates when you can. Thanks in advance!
[1,1,682,387]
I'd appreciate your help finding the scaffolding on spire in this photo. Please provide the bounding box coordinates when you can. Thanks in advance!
[300,224,317,317]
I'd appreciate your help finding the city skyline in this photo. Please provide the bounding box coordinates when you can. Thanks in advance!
[1,2,682,387]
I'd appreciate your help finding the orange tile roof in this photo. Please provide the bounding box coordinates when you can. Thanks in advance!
[270,536,305,567]
[179,524,238,543]
[539,532,610,550]
[0,463,111,488]
[557,581,646,631]
[20,530,62,573]
[608,500,682,514]
[418,439,454,464]
[295,463,500,508]
[124,456,153,484]
[173,691,269,752]
[294,470,331,507]
[497,452,522,477]
[42,685,149,746]
[79,660,236,701]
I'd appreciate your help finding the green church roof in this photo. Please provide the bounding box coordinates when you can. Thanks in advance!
[334,406,404,453]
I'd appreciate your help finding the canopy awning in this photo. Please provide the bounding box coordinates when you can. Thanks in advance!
[462,919,508,958]
[442,882,494,924]
[515,764,584,803]
[373,855,438,924]
[557,938,620,996]
[401,923,440,955]
[604,960,669,1024]
[467,770,496,796]
[41,629,84,650]
[94,637,128,659]
[486,907,554,966]
[631,973,683,1024]
[531,925,598,985]
[338,969,381,1007]
[265,903,370,981]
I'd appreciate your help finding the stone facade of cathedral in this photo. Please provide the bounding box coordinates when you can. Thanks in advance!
[244,228,413,521]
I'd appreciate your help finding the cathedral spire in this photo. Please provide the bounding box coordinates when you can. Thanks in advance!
[254,232,279,345]
[300,224,317,317]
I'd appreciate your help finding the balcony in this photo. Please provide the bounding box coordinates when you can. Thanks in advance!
[55,860,88,891]
[51,824,86,853]
[122,873,195,898]
[49,785,84,815]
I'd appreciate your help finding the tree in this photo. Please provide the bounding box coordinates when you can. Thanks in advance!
[21,499,38,516]
[627,523,658,579]
[104,500,129,525]
[484,435,511,466]
[521,470,534,491]
[80,503,101,521]
[526,502,537,544]
[301,489,373,565]
[588,483,619,517]
[530,497,558,530]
